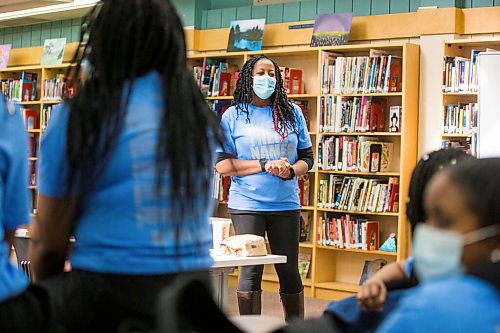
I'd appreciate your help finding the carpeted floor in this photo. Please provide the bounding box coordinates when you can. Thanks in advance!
[225,286,331,323]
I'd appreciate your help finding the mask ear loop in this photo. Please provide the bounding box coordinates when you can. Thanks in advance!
[463,224,500,245]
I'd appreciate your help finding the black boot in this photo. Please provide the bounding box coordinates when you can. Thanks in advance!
[237,290,262,315]
[280,289,304,322]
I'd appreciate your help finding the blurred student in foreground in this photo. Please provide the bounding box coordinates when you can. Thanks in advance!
[379,158,500,332]
[30,0,222,332]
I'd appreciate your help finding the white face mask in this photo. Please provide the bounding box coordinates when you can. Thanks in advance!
[413,224,499,282]
[252,75,276,100]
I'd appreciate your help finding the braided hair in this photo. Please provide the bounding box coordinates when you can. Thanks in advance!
[233,55,296,139]
[65,0,222,226]
[407,148,474,233]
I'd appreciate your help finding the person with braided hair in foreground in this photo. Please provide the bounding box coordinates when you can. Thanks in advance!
[13,0,223,332]
[216,55,314,321]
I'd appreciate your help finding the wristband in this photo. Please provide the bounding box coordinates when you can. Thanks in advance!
[259,158,268,172]
[282,167,296,181]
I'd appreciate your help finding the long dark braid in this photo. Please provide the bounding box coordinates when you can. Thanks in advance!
[65,0,222,229]
[233,55,296,138]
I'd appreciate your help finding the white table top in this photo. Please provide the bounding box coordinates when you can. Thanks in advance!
[211,254,286,268]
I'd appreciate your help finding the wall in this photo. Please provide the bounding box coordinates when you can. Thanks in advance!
[199,0,500,29]
[0,18,81,48]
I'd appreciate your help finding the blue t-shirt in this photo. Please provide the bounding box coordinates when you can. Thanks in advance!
[218,103,312,211]
[377,275,500,332]
[0,98,30,302]
[38,71,213,275]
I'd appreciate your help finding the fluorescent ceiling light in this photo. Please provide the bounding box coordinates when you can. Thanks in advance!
[0,0,97,21]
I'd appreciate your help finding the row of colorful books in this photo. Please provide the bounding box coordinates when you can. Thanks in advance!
[1,72,38,102]
[212,172,311,207]
[318,136,393,172]
[321,50,402,95]
[43,74,65,101]
[212,172,231,202]
[441,134,477,157]
[443,103,478,135]
[317,176,399,213]
[193,58,237,97]
[319,96,391,133]
[442,51,481,92]
[279,67,303,95]
[317,214,380,250]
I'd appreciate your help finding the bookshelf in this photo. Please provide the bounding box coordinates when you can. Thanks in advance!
[0,62,74,215]
[441,39,500,156]
[193,43,419,300]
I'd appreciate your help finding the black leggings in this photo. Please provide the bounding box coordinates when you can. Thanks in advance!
[230,210,303,294]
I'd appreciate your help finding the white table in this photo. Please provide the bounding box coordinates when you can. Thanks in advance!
[210,254,287,309]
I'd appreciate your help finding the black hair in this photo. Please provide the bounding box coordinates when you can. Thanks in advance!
[232,55,296,138]
[447,158,500,228]
[65,1,222,229]
[407,148,473,233]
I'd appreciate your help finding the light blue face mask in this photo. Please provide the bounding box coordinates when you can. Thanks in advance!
[253,75,276,100]
[413,223,499,282]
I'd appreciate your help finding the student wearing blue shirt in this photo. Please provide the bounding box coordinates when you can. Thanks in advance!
[29,1,222,332]
[378,158,500,332]
[323,149,473,332]
[216,55,313,321]
[0,98,49,333]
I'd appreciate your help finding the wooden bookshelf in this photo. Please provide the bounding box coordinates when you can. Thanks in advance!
[440,39,500,156]
[0,57,74,215]
[199,43,419,300]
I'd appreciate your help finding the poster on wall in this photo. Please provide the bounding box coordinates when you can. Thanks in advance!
[227,19,265,52]
[0,44,12,69]
[310,13,353,47]
[40,38,66,66]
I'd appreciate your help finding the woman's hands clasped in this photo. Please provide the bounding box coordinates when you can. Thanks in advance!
[265,157,292,179]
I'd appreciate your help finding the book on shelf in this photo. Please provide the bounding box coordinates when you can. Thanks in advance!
[442,134,477,157]
[28,161,37,187]
[316,213,381,250]
[319,96,387,133]
[298,252,312,279]
[41,105,55,130]
[43,74,65,101]
[317,176,399,213]
[299,211,311,242]
[212,172,231,202]
[291,99,309,122]
[279,67,303,94]
[359,259,387,285]
[389,106,402,132]
[0,44,12,69]
[298,174,310,206]
[320,51,402,95]
[0,72,38,102]
[211,100,231,120]
[28,134,38,158]
[442,51,480,92]
[23,109,38,130]
[318,135,393,172]
[443,103,478,135]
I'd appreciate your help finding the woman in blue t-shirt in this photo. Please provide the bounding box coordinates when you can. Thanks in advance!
[216,55,313,321]
[29,0,222,332]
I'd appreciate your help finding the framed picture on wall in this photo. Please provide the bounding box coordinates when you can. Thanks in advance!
[227,19,265,52]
